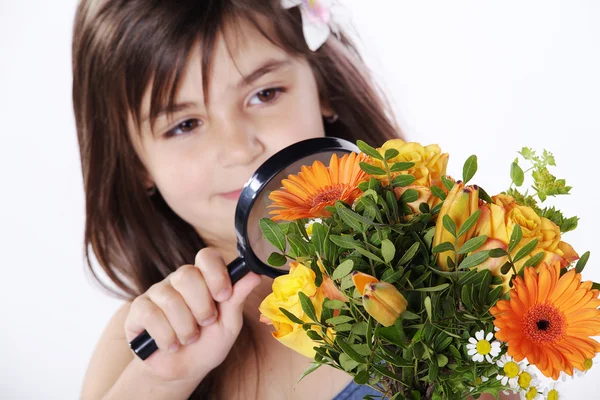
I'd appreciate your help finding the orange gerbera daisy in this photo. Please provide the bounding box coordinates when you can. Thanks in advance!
[268,152,368,221]
[490,261,600,380]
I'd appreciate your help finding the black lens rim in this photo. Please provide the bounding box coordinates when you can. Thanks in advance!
[234,137,359,278]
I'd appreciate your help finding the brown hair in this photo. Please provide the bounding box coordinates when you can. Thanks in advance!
[72,0,402,398]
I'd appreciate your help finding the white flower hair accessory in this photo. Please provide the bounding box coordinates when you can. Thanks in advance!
[281,0,347,51]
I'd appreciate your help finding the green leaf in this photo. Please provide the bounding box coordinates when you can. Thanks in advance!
[392,174,416,187]
[432,242,454,254]
[430,185,447,200]
[458,250,490,269]
[461,285,473,309]
[478,186,493,203]
[335,337,366,363]
[487,286,503,304]
[575,251,590,273]
[329,234,362,249]
[437,354,449,368]
[412,283,450,292]
[298,291,318,322]
[310,222,326,255]
[462,155,478,184]
[381,239,396,264]
[401,310,420,320]
[489,248,508,258]
[513,239,539,263]
[306,330,322,340]
[332,259,354,280]
[353,370,370,385]
[457,235,488,255]
[500,261,513,275]
[354,246,385,264]
[390,162,415,172]
[357,140,384,160]
[267,252,287,267]
[336,202,374,232]
[339,353,360,372]
[326,315,354,325]
[385,148,400,160]
[508,224,523,253]
[386,190,399,221]
[359,162,387,176]
[400,189,419,203]
[442,175,455,191]
[443,215,457,237]
[424,296,432,321]
[457,210,481,238]
[373,364,401,381]
[259,218,286,253]
[428,359,439,381]
[351,321,368,336]
[296,363,322,384]
[324,299,346,310]
[288,235,310,257]
[398,242,420,265]
[511,161,525,187]
[279,307,305,325]
[523,251,545,268]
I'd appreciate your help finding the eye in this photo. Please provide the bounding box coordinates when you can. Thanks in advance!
[164,118,202,138]
[248,87,285,106]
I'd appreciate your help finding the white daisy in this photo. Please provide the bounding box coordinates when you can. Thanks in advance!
[542,382,560,400]
[520,386,541,400]
[496,354,522,389]
[517,366,540,391]
[466,330,501,363]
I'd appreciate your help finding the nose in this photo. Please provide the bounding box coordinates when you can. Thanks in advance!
[215,116,264,168]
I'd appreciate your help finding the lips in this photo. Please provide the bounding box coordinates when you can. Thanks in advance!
[220,188,243,201]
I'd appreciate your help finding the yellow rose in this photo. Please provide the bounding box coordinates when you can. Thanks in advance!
[433,181,480,270]
[369,139,449,187]
[472,194,579,292]
[258,262,343,358]
[352,272,408,327]
[393,184,446,215]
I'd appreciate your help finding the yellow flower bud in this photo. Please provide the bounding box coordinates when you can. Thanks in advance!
[433,181,480,270]
[363,282,408,327]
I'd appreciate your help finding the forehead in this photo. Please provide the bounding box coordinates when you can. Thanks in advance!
[138,16,294,120]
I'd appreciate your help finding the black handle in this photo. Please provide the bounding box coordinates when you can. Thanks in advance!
[129,257,249,360]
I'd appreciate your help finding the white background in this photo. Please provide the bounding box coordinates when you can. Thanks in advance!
[1,1,599,399]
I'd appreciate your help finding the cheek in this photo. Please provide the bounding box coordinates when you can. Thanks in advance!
[149,151,214,218]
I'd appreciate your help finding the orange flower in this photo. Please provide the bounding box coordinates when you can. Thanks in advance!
[268,152,368,221]
[490,261,600,380]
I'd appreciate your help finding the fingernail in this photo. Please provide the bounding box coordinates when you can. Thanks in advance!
[200,313,218,326]
[168,342,180,353]
[216,287,232,302]
[185,332,200,345]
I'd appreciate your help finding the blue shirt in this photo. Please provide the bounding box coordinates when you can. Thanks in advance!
[332,380,383,400]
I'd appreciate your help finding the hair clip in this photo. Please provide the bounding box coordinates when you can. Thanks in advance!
[281,0,346,51]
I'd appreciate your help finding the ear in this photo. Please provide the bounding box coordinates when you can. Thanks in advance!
[320,98,336,119]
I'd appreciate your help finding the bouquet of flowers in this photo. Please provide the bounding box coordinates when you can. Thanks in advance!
[257,139,600,399]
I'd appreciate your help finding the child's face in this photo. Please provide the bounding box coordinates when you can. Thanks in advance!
[129,19,329,252]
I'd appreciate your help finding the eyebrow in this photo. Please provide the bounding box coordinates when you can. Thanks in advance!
[236,58,292,89]
[141,59,291,125]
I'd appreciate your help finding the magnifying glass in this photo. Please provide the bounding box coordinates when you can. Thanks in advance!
[130,136,359,360]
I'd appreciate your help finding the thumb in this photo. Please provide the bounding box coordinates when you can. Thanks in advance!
[218,272,262,328]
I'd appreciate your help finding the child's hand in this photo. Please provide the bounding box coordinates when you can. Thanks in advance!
[123,248,261,383]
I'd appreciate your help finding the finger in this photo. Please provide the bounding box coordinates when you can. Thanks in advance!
[195,248,232,302]
[125,296,179,353]
[170,264,218,327]
[147,282,200,346]
[218,272,261,330]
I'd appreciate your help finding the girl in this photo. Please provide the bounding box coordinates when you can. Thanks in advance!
[73,1,515,399]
